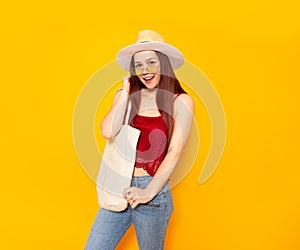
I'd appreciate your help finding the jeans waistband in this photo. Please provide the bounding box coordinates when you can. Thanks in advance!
[131,176,170,195]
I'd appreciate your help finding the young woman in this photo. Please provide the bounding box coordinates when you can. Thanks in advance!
[85,30,194,250]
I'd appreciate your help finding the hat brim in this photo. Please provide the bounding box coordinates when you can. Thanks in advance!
[116,42,184,71]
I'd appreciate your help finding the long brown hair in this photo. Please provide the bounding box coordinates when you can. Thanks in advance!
[128,50,187,148]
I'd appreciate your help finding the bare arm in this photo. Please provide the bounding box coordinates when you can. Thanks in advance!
[145,94,194,196]
[124,94,194,208]
[100,76,130,139]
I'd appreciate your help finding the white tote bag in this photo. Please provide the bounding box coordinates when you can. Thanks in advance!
[96,101,141,211]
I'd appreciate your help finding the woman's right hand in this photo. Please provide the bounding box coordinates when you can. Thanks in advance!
[123,76,131,94]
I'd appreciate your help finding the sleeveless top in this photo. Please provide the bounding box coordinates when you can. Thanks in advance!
[133,114,168,176]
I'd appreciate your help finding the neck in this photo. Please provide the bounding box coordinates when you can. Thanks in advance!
[139,88,159,114]
[140,87,157,97]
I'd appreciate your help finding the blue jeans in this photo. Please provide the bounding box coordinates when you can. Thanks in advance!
[85,176,174,250]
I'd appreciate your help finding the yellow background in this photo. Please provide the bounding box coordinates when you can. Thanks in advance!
[1,0,299,249]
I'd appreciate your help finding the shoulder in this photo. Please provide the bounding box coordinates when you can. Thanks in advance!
[174,94,194,113]
[175,93,193,105]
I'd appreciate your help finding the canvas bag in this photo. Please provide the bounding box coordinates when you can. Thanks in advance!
[96,101,141,211]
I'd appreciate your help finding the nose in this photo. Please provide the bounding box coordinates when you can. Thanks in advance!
[141,64,149,73]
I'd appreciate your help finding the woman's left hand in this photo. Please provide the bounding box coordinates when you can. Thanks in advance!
[123,187,154,209]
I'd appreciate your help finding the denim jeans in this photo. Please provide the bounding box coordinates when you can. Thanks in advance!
[85,176,174,250]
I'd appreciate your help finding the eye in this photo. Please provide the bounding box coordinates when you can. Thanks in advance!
[148,60,156,65]
[135,63,143,68]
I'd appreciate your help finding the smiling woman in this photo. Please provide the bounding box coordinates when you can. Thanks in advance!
[85,30,194,250]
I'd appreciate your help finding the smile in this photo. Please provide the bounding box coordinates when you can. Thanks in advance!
[143,75,155,82]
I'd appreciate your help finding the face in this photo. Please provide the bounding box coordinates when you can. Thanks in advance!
[133,50,160,89]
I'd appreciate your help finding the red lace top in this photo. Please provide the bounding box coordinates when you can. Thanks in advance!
[133,114,168,176]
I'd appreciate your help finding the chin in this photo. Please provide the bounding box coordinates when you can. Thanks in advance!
[144,83,159,89]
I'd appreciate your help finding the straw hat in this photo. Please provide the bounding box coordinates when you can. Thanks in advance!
[116,30,184,71]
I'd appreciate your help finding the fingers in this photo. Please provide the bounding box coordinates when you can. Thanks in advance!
[130,200,138,209]
[123,187,139,209]
[127,198,138,209]
[123,187,133,198]
[123,188,134,204]
[122,76,130,93]
[125,194,137,209]
[123,187,152,209]
[125,191,133,199]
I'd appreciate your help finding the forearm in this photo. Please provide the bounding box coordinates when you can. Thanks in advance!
[100,89,129,139]
[144,95,194,197]
[144,149,181,198]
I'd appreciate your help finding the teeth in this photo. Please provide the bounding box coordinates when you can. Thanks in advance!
[144,76,153,80]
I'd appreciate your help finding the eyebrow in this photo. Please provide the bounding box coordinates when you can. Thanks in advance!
[134,57,158,63]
